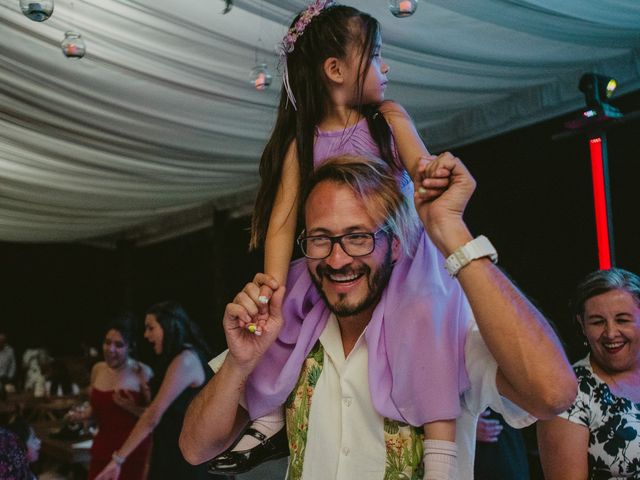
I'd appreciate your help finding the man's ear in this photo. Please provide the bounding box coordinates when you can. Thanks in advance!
[323,56,344,84]
[391,235,401,263]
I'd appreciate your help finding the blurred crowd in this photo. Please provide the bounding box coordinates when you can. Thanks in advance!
[0,301,220,480]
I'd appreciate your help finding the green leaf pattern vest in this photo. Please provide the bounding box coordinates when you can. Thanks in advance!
[284,341,424,480]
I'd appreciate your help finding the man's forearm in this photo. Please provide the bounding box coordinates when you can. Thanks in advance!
[456,257,577,418]
[415,155,577,417]
[180,358,251,464]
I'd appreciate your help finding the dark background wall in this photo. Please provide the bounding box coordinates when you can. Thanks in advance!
[458,89,640,362]
[1,90,638,368]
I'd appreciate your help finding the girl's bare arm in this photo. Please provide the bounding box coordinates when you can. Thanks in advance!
[263,141,301,286]
[380,101,430,176]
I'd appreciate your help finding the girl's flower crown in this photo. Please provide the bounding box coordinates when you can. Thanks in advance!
[279,0,335,110]
[281,0,334,54]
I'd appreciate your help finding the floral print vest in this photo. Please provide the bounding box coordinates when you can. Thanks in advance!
[285,341,424,480]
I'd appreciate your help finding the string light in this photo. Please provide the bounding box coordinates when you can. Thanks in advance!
[19,0,54,21]
[60,31,86,59]
[249,63,272,90]
[249,1,272,91]
[388,0,418,18]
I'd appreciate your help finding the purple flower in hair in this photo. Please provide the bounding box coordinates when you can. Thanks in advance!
[278,0,336,109]
[279,0,335,55]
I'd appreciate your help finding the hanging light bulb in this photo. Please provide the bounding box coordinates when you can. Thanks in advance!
[249,63,272,91]
[388,0,418,18]
[19,0,54,21]
[60,31,86,59]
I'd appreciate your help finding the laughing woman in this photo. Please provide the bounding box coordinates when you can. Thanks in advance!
[538,268,640,480]
[87,314,153,480]
[95,301,215,480]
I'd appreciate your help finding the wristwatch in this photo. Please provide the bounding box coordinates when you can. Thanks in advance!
[444,235,498,277]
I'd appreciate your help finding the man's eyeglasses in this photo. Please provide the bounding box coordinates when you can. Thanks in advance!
[297,227,388,260]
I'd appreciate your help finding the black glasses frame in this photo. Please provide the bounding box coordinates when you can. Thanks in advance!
[296,227,388,260]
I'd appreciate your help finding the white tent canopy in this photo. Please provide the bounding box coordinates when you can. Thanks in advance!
[2,0,639,244]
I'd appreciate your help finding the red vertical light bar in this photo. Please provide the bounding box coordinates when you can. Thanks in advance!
[589,137,612,269]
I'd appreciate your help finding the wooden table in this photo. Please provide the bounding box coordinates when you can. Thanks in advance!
[2,392,84,422]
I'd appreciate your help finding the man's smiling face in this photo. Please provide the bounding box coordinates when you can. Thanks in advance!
[304,180,398,321]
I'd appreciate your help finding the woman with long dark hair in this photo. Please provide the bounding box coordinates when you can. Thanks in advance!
[95,301,214,480]
[68,313,153,480]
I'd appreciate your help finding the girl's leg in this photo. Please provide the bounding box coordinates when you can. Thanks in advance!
[423,419,458,480]
[231,408,284,451]
[207,407,287,475]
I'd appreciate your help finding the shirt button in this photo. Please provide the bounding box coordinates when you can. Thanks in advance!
[342,446,350,456]
[343,397,352,407]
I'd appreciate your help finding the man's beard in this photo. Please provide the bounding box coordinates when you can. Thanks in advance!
[309,248,394,318]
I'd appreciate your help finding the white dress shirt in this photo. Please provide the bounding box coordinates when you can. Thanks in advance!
[208,316,536,480]
[302,315,535,480]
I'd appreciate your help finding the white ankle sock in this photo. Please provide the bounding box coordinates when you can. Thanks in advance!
[423,439,458,480]
[232,408,285,451]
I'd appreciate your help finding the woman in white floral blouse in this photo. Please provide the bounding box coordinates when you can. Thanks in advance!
[538,268,640,479]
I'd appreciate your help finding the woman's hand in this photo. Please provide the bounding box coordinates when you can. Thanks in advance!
[113,390,146,417]
[94,459,121,480]
[132,361,152,404]
[476,409,503,443]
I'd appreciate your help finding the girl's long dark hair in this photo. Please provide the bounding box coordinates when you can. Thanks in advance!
[145,301,211,375]
[250,5,397,249]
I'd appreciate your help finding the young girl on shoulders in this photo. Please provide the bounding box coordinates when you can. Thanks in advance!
[210,3,471,478]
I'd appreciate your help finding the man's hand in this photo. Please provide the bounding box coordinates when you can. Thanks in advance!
[413,152,476,255]
[476,409,503,443]
[223,273,285,376]
[179,274,284,465]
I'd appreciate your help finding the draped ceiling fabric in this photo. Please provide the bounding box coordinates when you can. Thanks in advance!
[1,0,639,245]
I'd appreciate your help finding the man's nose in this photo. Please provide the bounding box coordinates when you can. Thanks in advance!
[325,242,353,269]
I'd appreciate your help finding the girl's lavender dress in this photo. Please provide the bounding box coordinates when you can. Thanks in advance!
[246,118,473,426]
